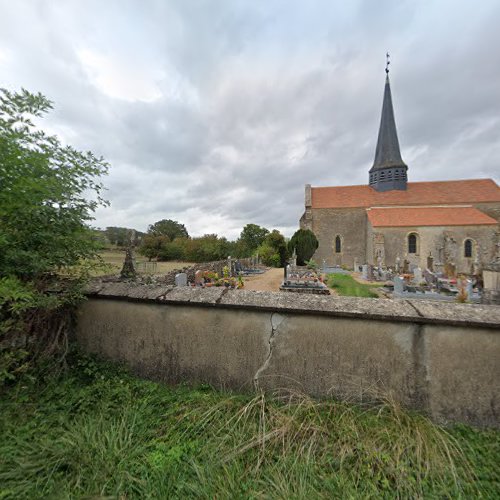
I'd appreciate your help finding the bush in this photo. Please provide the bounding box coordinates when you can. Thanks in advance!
[0,88,108,382]
[289,229,319,265]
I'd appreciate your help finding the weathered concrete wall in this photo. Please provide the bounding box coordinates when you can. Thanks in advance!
[76,283,500,427]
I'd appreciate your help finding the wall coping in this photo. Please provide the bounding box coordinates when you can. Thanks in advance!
[84,280,500,330]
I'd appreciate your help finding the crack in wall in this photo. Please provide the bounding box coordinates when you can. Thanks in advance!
[254,312,286,390]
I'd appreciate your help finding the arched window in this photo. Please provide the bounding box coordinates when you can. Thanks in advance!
[408,233,417,254]
[464,239,473,258]
[335,235,342,253]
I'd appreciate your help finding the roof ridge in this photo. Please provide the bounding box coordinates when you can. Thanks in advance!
[311,178,497,190]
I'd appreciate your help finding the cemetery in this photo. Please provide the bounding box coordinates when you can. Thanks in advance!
[110,238,500,303]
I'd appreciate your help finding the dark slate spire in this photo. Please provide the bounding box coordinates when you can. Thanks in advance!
[369,56,408,191]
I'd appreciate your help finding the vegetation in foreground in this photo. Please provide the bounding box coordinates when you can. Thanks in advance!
[1,354,499,499]
[326,273,381,298]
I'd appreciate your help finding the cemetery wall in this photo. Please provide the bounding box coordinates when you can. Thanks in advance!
[76,283,500,427]
[310,207,367,268]
[143,257,259,286]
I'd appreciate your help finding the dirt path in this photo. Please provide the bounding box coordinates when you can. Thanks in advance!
[242,268,285,292]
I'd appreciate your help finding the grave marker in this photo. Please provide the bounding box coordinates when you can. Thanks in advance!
[175,273,187,287]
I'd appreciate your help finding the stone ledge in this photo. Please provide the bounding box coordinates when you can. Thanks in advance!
[85,281,500,329]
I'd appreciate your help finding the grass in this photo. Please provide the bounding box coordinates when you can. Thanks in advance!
[326,273,381,298]
[92,249,194,276]
[1,353,499,499]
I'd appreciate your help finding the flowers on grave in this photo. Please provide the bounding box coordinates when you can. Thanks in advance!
[222,266,230,278]
[237,276,244,289]
[204,271,218,284]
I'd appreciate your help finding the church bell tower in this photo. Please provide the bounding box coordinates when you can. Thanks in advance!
[369,55,408,191]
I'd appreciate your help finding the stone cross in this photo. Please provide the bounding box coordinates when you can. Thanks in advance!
[175,273,187,287]
[120,241,136,280]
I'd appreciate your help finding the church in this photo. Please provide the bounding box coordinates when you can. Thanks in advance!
[300,69,500,275]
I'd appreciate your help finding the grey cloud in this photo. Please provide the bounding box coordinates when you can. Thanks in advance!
[0,0,499,238]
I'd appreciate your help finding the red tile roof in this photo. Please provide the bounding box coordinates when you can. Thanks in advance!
[367,206,498,227]
[311,179,500,208]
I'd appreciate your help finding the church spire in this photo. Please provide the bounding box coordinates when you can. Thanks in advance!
[369,54,408,191]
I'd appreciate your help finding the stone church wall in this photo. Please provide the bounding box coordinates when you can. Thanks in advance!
[369,224,498,273]
[310,208,367,268]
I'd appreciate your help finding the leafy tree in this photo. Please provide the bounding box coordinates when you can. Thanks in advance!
[256,243,281,267]
[264,230,288,267]
[0,87,108,380]
[148,219,189,240]
[288,229,319,265]
[239,224,269,253]
[138,235,170,261]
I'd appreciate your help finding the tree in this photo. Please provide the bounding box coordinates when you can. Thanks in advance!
[148,219,189,240]
[138,235,169,261]
[263,230,288,267]
[288,229,319,265]
[0,88,108,280]
[0,87,108,379]
[239,224,269,253]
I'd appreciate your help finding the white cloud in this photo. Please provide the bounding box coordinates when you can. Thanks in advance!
[77,49,163,103]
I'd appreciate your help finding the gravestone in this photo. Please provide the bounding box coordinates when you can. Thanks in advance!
[402,259,409,274]
[413,267,423,284]
[175,273,187,287]
[194,270,204,286]
[353,258,358,273]
[393,276,404,295]
[427,253,434,272]
[423,269,436,286]
[361,264,368,280]
[444,263,456,278]
[395,256,401,273]
[466,279,473,300]
[367,264,374,281]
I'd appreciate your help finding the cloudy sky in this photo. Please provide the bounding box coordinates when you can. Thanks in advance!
[1,1,499,239]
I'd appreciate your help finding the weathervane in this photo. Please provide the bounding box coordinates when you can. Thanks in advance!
[385,52,390,74]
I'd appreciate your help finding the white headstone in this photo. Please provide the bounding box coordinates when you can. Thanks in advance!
[175,273,187,287]
[466,279,473,299]
[413,267,423,284]
[393,276,404,295]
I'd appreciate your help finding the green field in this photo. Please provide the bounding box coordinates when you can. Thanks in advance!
[1,354,498,499]
[93,250,194,276]
[326,273,381,298]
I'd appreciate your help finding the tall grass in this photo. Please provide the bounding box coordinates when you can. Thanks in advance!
[1,354,498,498]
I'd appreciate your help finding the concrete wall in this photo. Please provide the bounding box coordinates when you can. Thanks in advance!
[76,283,500,428]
